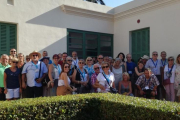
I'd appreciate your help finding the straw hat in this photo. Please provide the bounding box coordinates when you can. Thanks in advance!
[141,55,149,60]
[29,50,41,58]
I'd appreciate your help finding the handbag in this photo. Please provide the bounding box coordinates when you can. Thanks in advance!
[102,73,117,94]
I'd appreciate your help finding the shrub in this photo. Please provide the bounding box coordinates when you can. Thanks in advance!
[0,93,180,120]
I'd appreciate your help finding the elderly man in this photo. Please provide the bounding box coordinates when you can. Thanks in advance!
[22,51,48,98]
[72,51,79,68]
[10,48,17,58]
[160,51,168,67]
[145,51,162,99]
[136,69,159,99]
[91,64,100,92]
[0,54,11,101]
[97,54,104,72]
[40,51,52,64]
[126,54,136,81]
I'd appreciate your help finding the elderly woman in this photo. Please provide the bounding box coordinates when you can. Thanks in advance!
[91,64,100,92]
[4,58,22,100]
[48,54,62,96]
[119,72,133,96]
[111,58,125,90]
[95,62,115,93]
[174,55,180,102]
[72,59,89,93]
[164,56,176,102]
[84,57,94,79]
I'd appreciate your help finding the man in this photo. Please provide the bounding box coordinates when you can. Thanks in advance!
[145,51,162,99]
[104,56,109,63]
[10,48,17,58]
[96,55,104,72]
[58,52,67,66]
[91,64,100,92]
[160,51,167,67]
[58,53,62,61]
[136,69,159,99]
[126,54,136,81]
[141,55,149,65]
[0,54,11,101]
[72,51,79,68]
[22,51,48,98]
[40,51,52,64]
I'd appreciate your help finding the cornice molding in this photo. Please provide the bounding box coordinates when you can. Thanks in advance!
[60,5,114,21]
[114,0,180,21]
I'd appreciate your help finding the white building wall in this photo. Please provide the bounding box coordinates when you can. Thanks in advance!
[114,1,180,59]
[0,0,114,58]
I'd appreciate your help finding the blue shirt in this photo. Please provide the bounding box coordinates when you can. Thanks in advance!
[22,61,48,87]
[84,65,95,78]
[5,68,20,89]
[126,62,136,74]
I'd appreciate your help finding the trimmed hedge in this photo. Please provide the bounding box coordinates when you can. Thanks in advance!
[0,93,180,120]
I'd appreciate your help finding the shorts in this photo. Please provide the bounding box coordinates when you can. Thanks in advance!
[6,88,20,99]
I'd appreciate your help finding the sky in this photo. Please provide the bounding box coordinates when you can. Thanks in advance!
[103,0,133,7]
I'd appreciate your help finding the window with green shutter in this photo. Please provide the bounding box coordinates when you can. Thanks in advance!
[0,23,17,56]
[131,28,150,63]
[67,29,113,59]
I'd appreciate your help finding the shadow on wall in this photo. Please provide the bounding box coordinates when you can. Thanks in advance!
[38,36,67,58]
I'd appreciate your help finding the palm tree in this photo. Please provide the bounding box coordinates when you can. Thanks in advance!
[85,0,105,5]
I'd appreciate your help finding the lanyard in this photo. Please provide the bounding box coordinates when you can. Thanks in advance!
[32,61,38,69]
[161,59,166,67]
[53,63,61,74]
[168,64,174,73]
[69,65,73,75]
[151,59,158,68]
[78,68,85,80]
[145,78,151,86]
[103,72,110,83]
[73,59,78,65]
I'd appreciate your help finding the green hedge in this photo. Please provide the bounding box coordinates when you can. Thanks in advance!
[0,93,180,120]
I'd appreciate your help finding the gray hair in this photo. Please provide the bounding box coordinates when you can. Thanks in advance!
[93,64,100,69]
[115,58,121,62]
[1,54,9,59]
[66,56,72,60]
[152,51,158,55]
[168,56,174,61]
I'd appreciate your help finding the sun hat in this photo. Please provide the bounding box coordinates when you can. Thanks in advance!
[29,50,41,58]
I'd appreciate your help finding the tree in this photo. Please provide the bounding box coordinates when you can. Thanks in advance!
[85,0,105,5]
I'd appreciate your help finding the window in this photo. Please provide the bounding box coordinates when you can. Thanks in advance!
[131,28,150,62]
[0,23,17,56]
[67,29,113,59]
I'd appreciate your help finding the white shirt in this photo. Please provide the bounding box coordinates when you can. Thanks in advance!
[72,58,79,68]
[22,61,48,87]
[164,64,176,83]
[58,77,71,86]
[96,72,115,92]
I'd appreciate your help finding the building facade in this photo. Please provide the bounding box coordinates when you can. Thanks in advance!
[0,0,180,61]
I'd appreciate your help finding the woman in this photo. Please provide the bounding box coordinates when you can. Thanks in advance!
[119,72,133,96]
[4,58,22,100]
[57,63,76,96]
[66,56,76,83]
[25,55,31,63]
[72,59,89,93]
[116,52,127,72]
[17,53,26,98]
[111,58,125,90]
[8,55,13,66]
[48,54,62,96]
[95,62,115,93]
[164,56,176,102]
[84,57,94,79]
[133,61,145,96]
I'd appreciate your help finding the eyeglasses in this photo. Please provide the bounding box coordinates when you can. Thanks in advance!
[98,58,103,59]
[102,66,109,69]
[12,61,18,64]
[26,58,30,60]
[168,59,174,61]
[67,60,72,62]
[79,62,84,64]
[94,67,99,70]
[11,51,16,53]
[87,59,92,61]
[53,58,59,59]
[33,55,38,57]
[64,66,70,68]
[153,54,158,56]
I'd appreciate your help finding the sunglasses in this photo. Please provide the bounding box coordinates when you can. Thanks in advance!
[11,51,16,53]
[87,59,92,61]
[94,67,99,70]
[12,61,18,64]
[26,58,30,60]
[64,66,70,68]
[98,58,103,59]
[168,59,173,61]
[102,66,109,69]
[67,60,72,62]
[153,54,158,56]
[79,62,84,64]
[33,55,38,57]
[53,58,59,59]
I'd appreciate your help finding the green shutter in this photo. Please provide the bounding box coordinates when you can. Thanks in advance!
[0,23,17,56]
[131,28,150,63]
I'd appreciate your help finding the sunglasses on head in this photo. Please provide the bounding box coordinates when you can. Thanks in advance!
[67,60,72,62]
[11,51,16,53]
[98,58,103,59]
[102,66,109,69]
[87,59,92,61]
[94,67,99,70]
[64,66,70,68]
[79,62,84,64]
[12,61,18,64]
[33,55,38,57]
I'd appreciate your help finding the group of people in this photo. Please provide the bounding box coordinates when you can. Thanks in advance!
[0,49,180,102]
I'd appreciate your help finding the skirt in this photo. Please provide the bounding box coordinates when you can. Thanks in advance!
[57,86,72,96]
